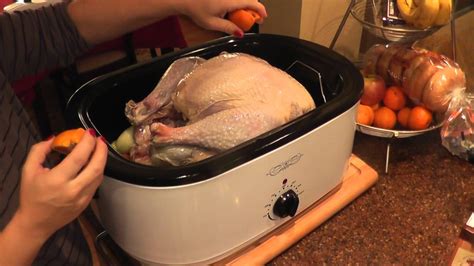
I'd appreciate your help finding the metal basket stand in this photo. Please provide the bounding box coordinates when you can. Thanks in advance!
[329,0,458,173]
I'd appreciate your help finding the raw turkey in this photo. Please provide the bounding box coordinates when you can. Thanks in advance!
[124,52,316,166]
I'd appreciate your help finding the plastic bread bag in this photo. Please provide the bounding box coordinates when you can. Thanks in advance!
[441,90,474,163]
[362,43,466,114]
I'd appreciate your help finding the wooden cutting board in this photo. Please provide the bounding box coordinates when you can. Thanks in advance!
[215,154,379,266]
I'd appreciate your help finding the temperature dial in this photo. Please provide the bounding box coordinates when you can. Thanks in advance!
[272,189,299,218]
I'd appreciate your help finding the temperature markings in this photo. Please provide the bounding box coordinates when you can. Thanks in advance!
[263,182,304,220]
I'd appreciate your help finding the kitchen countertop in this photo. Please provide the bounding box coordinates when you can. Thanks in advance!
[269,130,474,265]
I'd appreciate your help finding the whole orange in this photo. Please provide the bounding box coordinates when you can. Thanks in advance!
[373,106,397,129]
[383,86,407,111]
[408,106,433,130]
[356,104,375,126]
[397,107,412,128]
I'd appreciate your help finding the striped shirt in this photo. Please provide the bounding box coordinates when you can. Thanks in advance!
[0,2,92,265]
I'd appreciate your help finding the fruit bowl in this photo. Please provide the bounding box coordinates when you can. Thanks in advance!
[350,0,444,43]
[357,110,445,174]
[356,111,445,138]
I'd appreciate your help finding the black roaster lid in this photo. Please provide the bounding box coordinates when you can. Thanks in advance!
[66,34,363,186]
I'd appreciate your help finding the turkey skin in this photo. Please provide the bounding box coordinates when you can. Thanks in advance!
[124,53,315,166]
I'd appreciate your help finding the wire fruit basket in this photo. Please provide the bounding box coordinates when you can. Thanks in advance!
[350,0,443,43]
[355,113,445,138]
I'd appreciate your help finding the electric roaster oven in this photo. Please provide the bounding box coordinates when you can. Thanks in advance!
[66,34,363,265]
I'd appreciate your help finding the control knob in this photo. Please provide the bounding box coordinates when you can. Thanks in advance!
[272,189,299,218]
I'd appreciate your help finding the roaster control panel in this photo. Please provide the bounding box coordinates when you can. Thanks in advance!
[264,180,304,220]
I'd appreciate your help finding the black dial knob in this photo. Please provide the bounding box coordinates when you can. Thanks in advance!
[272,189,299,218]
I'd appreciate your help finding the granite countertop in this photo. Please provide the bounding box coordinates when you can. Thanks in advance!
[270,130,474,265]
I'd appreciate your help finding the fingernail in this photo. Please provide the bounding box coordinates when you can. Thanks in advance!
[233,30,244,38]
[87,128,96,136]
[99,136,107,143]
[45,135,54,141]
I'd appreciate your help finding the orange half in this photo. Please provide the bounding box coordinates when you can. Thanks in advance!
[51,128,86,154]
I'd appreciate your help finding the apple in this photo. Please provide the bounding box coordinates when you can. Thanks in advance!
[360,74,386,106]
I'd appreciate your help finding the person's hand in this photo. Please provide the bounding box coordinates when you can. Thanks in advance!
[14,129,108,240]
[178,0,267,37]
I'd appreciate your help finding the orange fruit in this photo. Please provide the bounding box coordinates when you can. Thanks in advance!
[408,106,433,130]
[383,86,406,111]
[356,104,375,126]
[373,106,397,129]
[51,128,86,154]
[228,9,261,31]
[397,107,412,128]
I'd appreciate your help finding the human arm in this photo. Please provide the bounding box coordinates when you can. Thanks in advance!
[0,3,90,81]
[0,129,107,266]
[0,0,266,83]
[67,0,267,45]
